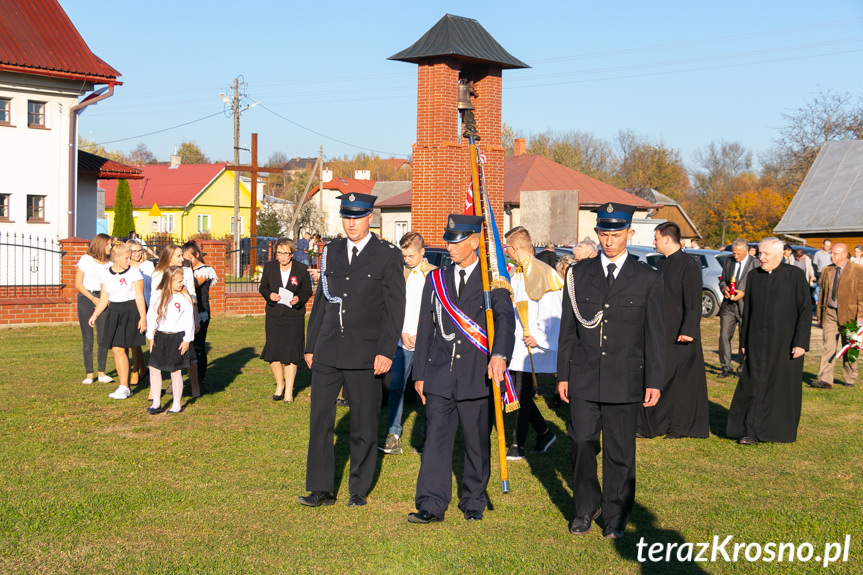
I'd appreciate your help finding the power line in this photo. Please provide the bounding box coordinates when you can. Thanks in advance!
[526,17,863,64]
[95,111,223,145]
[509,36,863,83]
[505,47,863,90]
[257,103,411,159]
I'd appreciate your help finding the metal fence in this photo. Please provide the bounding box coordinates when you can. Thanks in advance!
[223,238,278,293]
[0,233,64,296]
[141,233,180,259]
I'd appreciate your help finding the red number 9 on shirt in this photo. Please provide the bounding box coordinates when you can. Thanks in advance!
[175,302,181,313]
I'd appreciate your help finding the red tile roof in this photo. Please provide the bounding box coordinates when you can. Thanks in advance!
[377,189,412,207]
[504,155,653,208]
[101,163,229,209]
[306,177,377,200]
[0,0,121,84]
[382,158,411,170]
[79,151,142,180]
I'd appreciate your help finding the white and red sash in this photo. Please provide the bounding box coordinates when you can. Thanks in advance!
[430,269,519,411]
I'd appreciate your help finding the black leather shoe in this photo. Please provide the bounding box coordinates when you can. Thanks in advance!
[146,406,160,415]
[635,432,648,439]
[664,432,683,439]
[336,398,349,407]
[407,510,443,524]
[463,509,484,521]
[569,507,601,535]
[347,494,366,507]
[297,491,336,507]
[718,368,733,378]
[604,528,624,539]
[273,394,284,401]
[738,436,759,445]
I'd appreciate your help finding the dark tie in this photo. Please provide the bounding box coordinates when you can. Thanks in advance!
[351,246,358,265]
[458,269,466,298]
[734,261,741,279]
[606,263,616,290]
[830,266,842,302]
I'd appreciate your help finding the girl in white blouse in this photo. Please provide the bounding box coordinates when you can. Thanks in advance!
[150,244,199,397]
[146,266,195,414]
[75,233,112,385]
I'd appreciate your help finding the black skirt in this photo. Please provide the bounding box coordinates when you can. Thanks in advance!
[260,313,305,364]
[149,331,193,372]
[102,300,146,349]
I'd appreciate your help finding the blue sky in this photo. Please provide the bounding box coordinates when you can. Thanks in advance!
[63,0,863,171]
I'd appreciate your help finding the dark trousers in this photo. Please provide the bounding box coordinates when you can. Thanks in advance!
[511,370,548,447]
[568,397,638,531]
[306,363,382,497]
[193,319,209,380]
[718,301,743,371]
[415,393,489,518]
[77,292,108,373]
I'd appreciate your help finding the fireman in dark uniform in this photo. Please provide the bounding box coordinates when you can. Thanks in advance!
[557,203,665,539]
[298,192,405,509]
[407,214,515,523]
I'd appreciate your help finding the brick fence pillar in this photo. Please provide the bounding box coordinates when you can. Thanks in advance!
[59,237,91,322]
[198,239,229,317]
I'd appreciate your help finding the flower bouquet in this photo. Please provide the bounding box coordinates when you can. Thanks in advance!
[836,319,863,364]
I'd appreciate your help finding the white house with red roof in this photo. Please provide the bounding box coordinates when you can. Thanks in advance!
[0,0,122,239]
[100,160,258,241]
[306,171,377,237]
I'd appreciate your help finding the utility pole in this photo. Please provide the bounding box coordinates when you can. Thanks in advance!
[319,144,325,236]
[231,78,240,277]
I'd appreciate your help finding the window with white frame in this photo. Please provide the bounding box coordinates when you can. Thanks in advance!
[196,214,211,233]
[27,101,45,127]
[394,221,409,240]
[160,214,175,233]
[0,98,10,125]
[0,194,9,219]
[26,195,45,221]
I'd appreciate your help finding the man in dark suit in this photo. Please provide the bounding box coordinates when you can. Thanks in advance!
[535,242,558,268]
[557,202,665,539]
[407,215,515,524]
[718,238,758,378]
[299,192,406,508]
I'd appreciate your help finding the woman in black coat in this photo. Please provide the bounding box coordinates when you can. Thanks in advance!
[259,238,313,402]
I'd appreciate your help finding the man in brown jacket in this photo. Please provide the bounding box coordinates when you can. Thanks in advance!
[815,242,863,388]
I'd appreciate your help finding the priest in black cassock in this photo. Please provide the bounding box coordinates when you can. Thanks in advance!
[638,222,709,439]
[726,237,811,445]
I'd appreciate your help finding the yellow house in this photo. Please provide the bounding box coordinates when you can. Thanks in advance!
[102,162,257,240]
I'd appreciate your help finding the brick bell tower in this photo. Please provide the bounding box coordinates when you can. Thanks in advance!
[389,14,528,246]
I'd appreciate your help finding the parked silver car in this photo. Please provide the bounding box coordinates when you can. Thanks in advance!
[626,246,730,318]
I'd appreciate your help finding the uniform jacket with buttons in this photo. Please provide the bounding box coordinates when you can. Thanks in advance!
[304,234,406,370]
[412,263,515,401]
[558,254,665,403]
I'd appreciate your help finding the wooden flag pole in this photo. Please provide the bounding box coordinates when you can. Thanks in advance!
[467,133,510,494]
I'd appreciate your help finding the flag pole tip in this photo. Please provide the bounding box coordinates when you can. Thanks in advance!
[501,480,510,494]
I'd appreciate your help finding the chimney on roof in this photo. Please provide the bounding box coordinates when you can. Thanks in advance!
[322,168,333,183]
[170,146,181,169]
[354,169,371,180]
[514,138,527,157]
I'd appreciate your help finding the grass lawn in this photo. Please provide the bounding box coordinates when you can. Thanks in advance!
[0,316,860,574]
